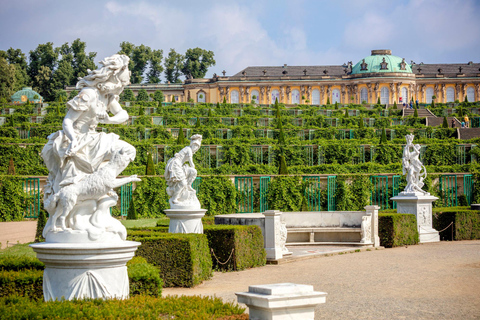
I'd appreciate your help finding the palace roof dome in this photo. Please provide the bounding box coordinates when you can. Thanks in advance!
[351,50,412,75]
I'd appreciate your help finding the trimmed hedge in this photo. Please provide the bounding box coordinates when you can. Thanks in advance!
[379,213,419,248]
[0,270,43,299]
[204,225,266,271]
[129,233,212,287]
[433,209,480,241]
[0,295,246,319]
[0,247,163,298]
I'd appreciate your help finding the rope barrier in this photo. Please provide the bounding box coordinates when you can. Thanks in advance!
[210,248,234,265]
[436,222,454,233]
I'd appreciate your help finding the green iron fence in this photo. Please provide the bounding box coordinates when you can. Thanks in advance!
[392,175,402,209]
[440,175,457,207]
[259,176,270,212]
[327,176,336,211]
[120,182,133,217]
[235,177,254,213]
[456,145,466,165]
[303,176,321,211]
[370,175,389,210]
[23,178,40,218]
[192,177,202,194]
[463,174,473,205]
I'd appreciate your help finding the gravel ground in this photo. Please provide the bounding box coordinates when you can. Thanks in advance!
[163,241,480,319]
[0,221,37,249]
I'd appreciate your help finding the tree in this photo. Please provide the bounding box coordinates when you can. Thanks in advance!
[120,88,135,102]
[153,90,164,102]
[35,209,47,242]
[70,38,96,81]
[359,117,364,128]
[3,48,29,91]
[413,105,418,118]
[126,198,137,220]
[147,49,163,83]
[136,89,149,101]
[35,65,54,101]
[377,97,381,105]
[344,109,349,118]
[28,42,58,91]
[177,127,185,145]
[164,48,184,83]
[393,101,397,109]
[52,44,74,91]
[380,128,388,144]
[145,152,155,175]
[138,105,145,116]
[68,90,78,99]
[278,155,288,175]
[181,47,215,79]
[326,97,330,105]
[442,116,448,128]
[7,158,15,175]
[118,42,152,84]
[0,57,16,100]
[223,96,227,104]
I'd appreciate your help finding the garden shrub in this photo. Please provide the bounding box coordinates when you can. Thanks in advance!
[0,295,246,319]
[198,176,236,216]
[132,177,168,218]
[267,176,303,211]
[204,225,266,271]
[129,233,212,287]
[0,270,43,299]
[0,176,28,222]
[433,209,480,241]
[127,256,163,297]
[378,213,419,248]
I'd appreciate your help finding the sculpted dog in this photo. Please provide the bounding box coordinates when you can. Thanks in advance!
[43,148,140,237]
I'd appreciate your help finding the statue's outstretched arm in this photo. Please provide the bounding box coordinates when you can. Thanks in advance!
[99,95,128,124]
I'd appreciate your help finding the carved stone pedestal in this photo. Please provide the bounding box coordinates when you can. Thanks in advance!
[30,241,140,301]
[391,192,439,243]
[165,209,207,234]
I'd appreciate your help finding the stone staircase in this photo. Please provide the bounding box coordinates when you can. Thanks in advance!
[426,116,461,127]
[457,128,480,140]
[402,108,435,117]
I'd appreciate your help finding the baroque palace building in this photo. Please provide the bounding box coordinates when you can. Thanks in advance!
[74,49,480,105]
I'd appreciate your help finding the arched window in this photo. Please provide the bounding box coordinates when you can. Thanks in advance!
[312,89,320,105]
[291,89,300,104]
[380,87,390,104]
[251,90,259,103]
[231,90,239,104]
[467,86,475,102]
[197,91,206,103]
[332,89,340,104]
[426,87,434,104]
[401,87,408,103]
[271,89,280,104]
[360,88,368,103]
[446,87,455,102]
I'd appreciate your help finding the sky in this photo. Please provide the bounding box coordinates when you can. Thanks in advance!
[1,0,479,81]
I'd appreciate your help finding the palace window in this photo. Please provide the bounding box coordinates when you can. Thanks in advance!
[271,89,280,104]
[360,88,368,103]
[312,89,320,105]
[231,90,239,104]
[467,86,475,102]
[401,87,408,103]
[446,87,455,102]
[380,87,390,104]
[426,87,434,104]
[332,89,340,104]
[197,91,206,103]
[291,89,300,104]
[251,90,259,103]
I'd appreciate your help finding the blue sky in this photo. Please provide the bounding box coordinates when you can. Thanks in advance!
[1,0,479,81]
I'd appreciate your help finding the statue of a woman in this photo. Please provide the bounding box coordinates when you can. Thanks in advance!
[402,134,427,194]
[41,54,138,240]
[164,134,202,209]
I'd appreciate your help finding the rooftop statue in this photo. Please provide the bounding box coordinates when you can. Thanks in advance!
[41,54,140,241]
[164,134,202,209]
[401,134,428,195]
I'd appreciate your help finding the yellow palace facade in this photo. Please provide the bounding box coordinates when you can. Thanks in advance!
[128,49,480,105]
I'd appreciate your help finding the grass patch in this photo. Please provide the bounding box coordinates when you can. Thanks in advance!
[0,244,36,258]
[120,218,161,229]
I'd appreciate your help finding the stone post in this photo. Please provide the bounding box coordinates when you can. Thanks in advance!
[364,205,380,247]
[263,210,283,260]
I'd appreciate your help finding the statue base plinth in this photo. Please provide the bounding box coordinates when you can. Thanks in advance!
[165,209,207,234]
[391,193,439,243]
[30,241,140,301]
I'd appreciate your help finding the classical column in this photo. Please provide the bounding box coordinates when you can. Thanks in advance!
[266,86,271,104]
[319,86,325,105]
[352,84,358,104]
[225,87,230,103]
[441,84,446,103]
[239,87,244,103]
[326,85,331,103]
[280,87,286,104]
[396,82,402,103]
[286,86,291,104]
[374,82,379,103]
[341,85,346,104]
[475,84,480,102]
[306,85,312,104]
[260,86,266,104]
[245,87,250,103]
[409,83,415,103]
[367,83,373,103]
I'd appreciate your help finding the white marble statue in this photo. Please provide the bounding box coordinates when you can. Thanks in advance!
[41,54,139,241]
[402,134,428,194]
[164,134,202,209]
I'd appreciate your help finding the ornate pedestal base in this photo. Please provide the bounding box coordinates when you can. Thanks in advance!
[165,209,207,234]
[391,192,439,243]
[30,240,140,301]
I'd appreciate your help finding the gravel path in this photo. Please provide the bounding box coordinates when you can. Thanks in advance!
[0,221,37,249]
[163,241,480,319]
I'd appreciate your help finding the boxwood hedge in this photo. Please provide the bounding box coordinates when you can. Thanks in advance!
[378,213,419,248]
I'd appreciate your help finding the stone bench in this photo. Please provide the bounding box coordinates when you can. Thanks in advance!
[287,227,362,245]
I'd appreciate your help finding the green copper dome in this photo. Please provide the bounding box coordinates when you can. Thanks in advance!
[351,50,412,75]
[11,87,43,104]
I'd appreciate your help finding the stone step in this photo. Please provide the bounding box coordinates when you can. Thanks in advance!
[458,128,480,140]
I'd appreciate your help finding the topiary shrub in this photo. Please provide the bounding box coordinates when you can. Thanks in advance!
[129,233,212,287]
[145,152,155,175]
[127,256,163,296]
[433,209,480,241]
[278,155,288,175]
[34,209,47,242]
[204,225,266,271]
[126,198,137,220]
[378,213,419,248]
